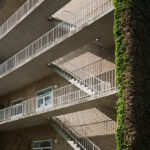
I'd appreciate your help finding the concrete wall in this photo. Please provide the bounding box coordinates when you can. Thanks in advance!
[53,0,97,22]
[0,123,73,150]
[58,107,117,150]
[54,43,115,76]
[0,73,69,107]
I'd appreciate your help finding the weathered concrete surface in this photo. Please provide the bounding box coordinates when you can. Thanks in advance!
[0,92,117,131]
[0,8,114,97]
[0,0,70,62]
[90,134,116,150]
[0,123,74,150]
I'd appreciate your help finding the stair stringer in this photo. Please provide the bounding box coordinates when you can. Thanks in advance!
[50,121,82,150]
[51,64,95,95]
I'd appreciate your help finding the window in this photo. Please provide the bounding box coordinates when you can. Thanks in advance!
[33,139,52,150]
[36,87,53,109]
[11,98,23,117]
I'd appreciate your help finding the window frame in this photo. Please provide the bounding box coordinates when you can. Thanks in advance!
[33,139,52,150]
[36,86,53,110]
[10,98,23,118]
[11,98,23,106]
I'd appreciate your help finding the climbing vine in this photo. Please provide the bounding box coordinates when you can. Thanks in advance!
[114,0,150,149]
[113,0,129,149]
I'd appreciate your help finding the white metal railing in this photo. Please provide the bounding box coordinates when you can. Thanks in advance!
[52,62,102,94]
[55,59,110,78]
[53,60,111,93]
[73,120,116,137]
[11,103,23,117]
[0,0,44,39]
[72,60,103,76]
[53,117,101,150]
[0,68,116,122]
[0,0,113,77]
[55,0,112,25]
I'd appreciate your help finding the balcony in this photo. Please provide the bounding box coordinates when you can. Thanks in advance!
[0,0,114,97]
[0,0,44,39]
[0,68,117,131]
[0,0,70,63]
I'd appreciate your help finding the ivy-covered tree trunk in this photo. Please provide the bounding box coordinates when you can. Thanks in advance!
[114,0,150,150]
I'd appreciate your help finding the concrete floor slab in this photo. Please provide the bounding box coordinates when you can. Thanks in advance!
[0,91,118,131]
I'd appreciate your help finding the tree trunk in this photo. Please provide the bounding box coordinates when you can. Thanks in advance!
[114,0,150,149]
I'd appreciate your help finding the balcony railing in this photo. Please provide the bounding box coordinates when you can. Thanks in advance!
[0,0,113,77]
[0,68,116,123]
[0,0,44,39]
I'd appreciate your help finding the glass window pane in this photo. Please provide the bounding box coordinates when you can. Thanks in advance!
[40,140,51,147]
[38,98,44,108]
[33,140,52,149]
[18,105,23,114]
[45,95,52,106]
[33,142,41,148]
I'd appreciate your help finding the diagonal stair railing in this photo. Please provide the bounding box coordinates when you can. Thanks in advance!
[52,60,112,94]
[52,116,101,150]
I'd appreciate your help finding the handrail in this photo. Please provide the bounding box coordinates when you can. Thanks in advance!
[52,62,99,94]
[0,0,113,77]
[71,120,116,137]
[0,0,44,39]
[0,68,116,122]
[52,117,101,150]
[58,59,103,74]
[53,60,111,94]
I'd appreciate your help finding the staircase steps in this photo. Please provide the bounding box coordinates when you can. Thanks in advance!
[51,64,95,95]
[51,119,82,150]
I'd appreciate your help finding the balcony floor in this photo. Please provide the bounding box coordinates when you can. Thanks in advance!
[0,90,118,131]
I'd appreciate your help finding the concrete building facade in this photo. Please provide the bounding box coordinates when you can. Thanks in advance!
[0,0,117,150]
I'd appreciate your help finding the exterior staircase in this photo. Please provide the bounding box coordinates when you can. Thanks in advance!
[50,61,111,95]
[51,119,81,150]
[51,63,96,95]
[51,117,101,150]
